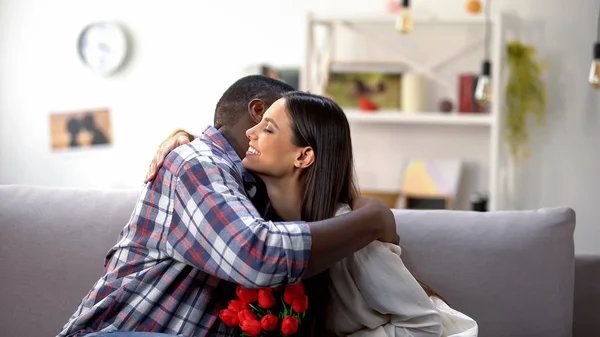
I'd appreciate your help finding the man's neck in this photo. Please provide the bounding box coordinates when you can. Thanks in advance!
[261,175,303,222]
[218,125,248,160]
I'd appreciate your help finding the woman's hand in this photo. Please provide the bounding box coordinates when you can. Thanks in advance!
[144,129,195,183]
[352,197,400,245]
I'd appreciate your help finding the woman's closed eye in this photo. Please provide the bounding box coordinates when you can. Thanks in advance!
[263,127,273,134]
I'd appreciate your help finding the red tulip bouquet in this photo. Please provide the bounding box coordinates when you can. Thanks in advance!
[219,281,310,337]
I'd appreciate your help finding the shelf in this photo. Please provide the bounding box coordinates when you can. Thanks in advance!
[310,13,498,26]
[305,11,512,211]
[344,110,493,126]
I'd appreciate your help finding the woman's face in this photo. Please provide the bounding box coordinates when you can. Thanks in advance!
[242,98,310,178]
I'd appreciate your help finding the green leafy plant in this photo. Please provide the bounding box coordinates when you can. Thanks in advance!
[504,41,547,162]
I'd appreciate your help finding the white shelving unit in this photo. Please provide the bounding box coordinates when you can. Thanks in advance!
[301,12,515,211]
[309,13,493,26]
[344,110,493,126]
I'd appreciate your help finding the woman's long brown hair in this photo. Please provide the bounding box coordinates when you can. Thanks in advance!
[283,91,359,222]
[282,92,444,335]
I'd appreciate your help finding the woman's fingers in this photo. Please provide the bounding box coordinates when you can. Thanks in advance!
[155,151,166,171]
[178,134,191,145]
[144,159,158,184]
[155,134,189,169]
[144,131,192,184]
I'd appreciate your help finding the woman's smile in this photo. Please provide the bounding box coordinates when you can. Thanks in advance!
[246,144,261,156]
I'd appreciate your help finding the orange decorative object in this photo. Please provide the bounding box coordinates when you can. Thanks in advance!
[358,96,379,112]
[466,0,482,14]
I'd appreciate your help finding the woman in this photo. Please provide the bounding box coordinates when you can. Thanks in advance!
[149,92,478,337]
[241,91,477,337]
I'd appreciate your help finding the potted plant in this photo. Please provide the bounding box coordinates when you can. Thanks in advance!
[504,41,547,162]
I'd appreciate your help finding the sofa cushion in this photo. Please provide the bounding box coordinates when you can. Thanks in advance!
[393,207,575,337]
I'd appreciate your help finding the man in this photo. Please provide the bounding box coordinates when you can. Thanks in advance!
[57,75,398,337]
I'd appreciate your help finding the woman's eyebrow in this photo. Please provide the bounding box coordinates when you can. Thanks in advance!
[264,117,280,129]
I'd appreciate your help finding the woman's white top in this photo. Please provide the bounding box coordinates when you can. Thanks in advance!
[326,205,478,337]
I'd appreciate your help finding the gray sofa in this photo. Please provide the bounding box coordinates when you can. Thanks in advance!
[0,185,598,337]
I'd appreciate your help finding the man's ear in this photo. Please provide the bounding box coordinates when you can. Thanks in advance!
[248,99,268,123]
[294,147,315,169]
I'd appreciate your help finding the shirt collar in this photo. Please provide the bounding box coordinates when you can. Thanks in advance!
[200,125,255,183]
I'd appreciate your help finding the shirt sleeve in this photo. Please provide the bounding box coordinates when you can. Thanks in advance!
[165,151,312,288]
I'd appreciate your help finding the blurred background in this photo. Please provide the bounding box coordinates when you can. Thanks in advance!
[0,0,599,253]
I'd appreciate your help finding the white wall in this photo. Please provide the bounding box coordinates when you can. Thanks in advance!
[1,0,599,253]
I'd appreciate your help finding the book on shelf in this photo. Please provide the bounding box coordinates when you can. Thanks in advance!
[458,73,487,114]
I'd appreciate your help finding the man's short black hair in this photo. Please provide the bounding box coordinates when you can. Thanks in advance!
[214,75,296,129]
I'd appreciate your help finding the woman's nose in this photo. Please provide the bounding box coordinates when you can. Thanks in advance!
[246,126,256,140]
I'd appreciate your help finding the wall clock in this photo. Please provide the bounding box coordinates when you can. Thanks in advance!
[77,22,130,75]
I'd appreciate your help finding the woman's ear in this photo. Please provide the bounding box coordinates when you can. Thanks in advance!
[248,99,268,123]
[294,147,315,169]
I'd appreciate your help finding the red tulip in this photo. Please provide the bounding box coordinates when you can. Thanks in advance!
[240,319,262,337]
[286,282,305,296]
[281,315,299,335]
[260,313,278,331]
[238,308,257,323]
[236,285,258,303]
[258,288,276,309]
[218,308,239,327]
[283,282,304,305]
[283,289,295,304]
[227,299,247,313]
[292,294,309,313]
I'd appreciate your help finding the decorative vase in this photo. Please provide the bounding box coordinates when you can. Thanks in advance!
[401,73,426,113]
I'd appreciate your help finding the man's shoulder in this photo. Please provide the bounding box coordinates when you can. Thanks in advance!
[166,138,238,177]
[175,137,229,159]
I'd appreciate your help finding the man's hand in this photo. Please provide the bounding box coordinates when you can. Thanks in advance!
[144,129,195,183]
[352,197,400,245]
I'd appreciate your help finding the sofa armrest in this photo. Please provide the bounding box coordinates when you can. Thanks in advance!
[573,254,600,337]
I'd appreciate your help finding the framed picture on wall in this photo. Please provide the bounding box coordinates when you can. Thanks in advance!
[49,108,112,151]
[399,158,463,210]
[324,62,405,111]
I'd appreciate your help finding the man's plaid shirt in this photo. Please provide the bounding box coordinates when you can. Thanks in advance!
[57,126,312,337]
